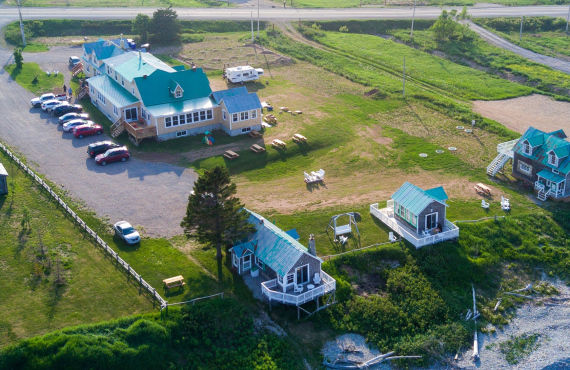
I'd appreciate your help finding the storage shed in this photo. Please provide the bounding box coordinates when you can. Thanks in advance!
[0,162,8,195]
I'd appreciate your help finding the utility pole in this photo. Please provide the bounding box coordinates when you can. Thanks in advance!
[519,16,524,42]
[17,0,26,47]
[257,0,260,39]
[251,12,254,43]
[410,0,416,40]
[402,57,406,98]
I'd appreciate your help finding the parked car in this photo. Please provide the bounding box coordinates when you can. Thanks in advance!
[86,140,120,158]
[95,146,130,166]
[59,112,89,125]
[53,104,82,117]
[42,100,67,112]
[69,56,81,67]
[30,93,66,108]
[113,221,140,245]
[73,123,103,138]
[62,119,93,132]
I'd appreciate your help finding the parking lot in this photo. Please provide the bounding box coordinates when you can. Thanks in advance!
[0,47,198,237]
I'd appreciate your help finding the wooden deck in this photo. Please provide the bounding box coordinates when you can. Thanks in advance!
[261,271,336,306]
[124,121,156,145]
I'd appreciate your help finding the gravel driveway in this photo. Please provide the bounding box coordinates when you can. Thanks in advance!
[0,47,198,237]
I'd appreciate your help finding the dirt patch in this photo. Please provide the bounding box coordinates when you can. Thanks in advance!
[472,94,570,134]
[363,126,393,145]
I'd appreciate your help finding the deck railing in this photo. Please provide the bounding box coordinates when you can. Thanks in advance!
[370,203,459,249]
[261,271,336,306]
[124,121,157,140]
[497,138,520,158]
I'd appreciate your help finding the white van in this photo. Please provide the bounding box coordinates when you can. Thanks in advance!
[224,66,264,83]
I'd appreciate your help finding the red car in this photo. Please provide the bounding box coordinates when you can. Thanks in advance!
[95,147,130,166]
[73,123,104,138]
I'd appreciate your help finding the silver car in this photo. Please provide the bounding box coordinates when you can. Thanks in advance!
[62,119,94,132]
[113,221,141,245]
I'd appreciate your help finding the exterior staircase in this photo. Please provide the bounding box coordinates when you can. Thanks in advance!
[110,119,125,138]
[76,86,88,100]
[72,62,83,77]
[486,153,510,177]
[537,189,548,201]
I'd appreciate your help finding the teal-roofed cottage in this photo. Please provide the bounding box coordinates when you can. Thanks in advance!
[511,127,570,201]
[230,210,336,316]
[80,39,262,145]
[370,182,459,248]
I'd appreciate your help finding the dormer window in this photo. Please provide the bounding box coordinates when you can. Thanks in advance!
[548,151,558,166]
[522,140,532,155]
[175,88,182,98]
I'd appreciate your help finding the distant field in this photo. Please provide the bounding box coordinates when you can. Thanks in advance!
[0,149,152,347]
[3,0,226,7]
[271,0,564,7]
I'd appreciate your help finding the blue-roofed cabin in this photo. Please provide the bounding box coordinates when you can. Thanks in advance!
[370,182,459,248]
[230,210,336,310]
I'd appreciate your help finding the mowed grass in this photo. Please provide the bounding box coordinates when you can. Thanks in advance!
[268,0,563,7]
[6,0,226,7]
[4,62,63,95]
[483,29,570,59]
[0,150,152,347]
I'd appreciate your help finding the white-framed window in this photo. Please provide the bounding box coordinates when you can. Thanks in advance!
[222,110,227,120]
[179,114,186,125]
[97,92,106,105]
[175,88,182,98]
[206,110,213,120]
[518,161,532,176]
[121,78,124,86]
[286,274,294,284]
[114,72,118,80]
[296,264,309,285]
[193,112,199,122]
[165,117,172,128]
[548,152,558,166]
[412,214,417,227]
[425,212,438,230]
[522,141,532,155]
[250,109,257,119]
[125,107,137,121]
[90,86,94,94]
[200,111,206,121]
[186,113,193,123]
[241,127,251,133]
[176,130,187,137]
[113,105,118,116]
[232,113,238,123]
[240,111,249,121]
[552,169,560,175]
[172,115,179,126]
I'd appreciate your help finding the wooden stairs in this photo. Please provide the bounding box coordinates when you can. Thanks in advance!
[72,62,83,77]
[486,153,510,177]
[110,119,125,138]
[76,86,88,100]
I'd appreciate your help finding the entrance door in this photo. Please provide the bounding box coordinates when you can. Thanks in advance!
[125,107,138,122]
[296,265,309,285]
[242,254,251,272]
[425,212,437,230]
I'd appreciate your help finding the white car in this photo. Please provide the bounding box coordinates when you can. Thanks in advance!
[63,119,93,132]
[41,100,67,112]
[113,221,141,245]
[59,112,89,125]
[31,93,66,108]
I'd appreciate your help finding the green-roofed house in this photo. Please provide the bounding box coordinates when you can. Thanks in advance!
[230,210,336,316]
[82,39,262,145]
[370,182,459,248]
[512,127,570,201]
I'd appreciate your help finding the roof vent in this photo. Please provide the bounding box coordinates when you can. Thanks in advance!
[143,74,147,79]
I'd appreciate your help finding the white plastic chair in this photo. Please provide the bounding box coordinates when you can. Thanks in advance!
[481,199,489,209]
[294,285,303,294]
[313,273,321,285]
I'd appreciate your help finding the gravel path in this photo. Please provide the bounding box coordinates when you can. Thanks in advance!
[462,20,570,75]
[0,46,198,237]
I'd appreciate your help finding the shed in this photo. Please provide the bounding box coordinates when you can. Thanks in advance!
[0,163,8,195]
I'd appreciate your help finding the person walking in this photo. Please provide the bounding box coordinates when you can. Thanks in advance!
[68,87,73,101]
[62,84,67,95]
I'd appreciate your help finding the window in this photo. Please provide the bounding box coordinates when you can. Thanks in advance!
[522,141,532,155]
[548,152,557,166]
[241,127,251,133]
[121,78,124,86]
[90,86,94,94]
[232,113,238,122]
[250,110,257,119]
[115,72,118,80]
[172,115,179,126]
[125,107,137,121]
[165,117,172,128]
[286,274,294,284]
[552,169,559,175]
[412,214,417,227]
[87,65,91,72]
[222,110,227,120]
[200,111,206,121]
[176,130,187,137]
[206,110,213,120]
[194,112,199,122]
[179,114,186,125]
[296,265,309,285]
[518,161,532,176]
[97,92,106,105]
[174,88,182,98]
[425,212,438,230]
[240,111,249,121]
[113,105,118,116]
[186,113,193,123]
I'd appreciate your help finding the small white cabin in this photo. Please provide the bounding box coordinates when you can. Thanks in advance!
[225,66,264,83]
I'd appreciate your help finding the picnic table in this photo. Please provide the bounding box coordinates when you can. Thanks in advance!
[292,134,307,143]
[223,150,240,160]
[248,130,262,138]
[163,275,185,290]
[250,144,266,153]
[474,183,492,196]
[271,139,286,149]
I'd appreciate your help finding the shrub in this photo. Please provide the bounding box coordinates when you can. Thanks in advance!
[181,33,205,43]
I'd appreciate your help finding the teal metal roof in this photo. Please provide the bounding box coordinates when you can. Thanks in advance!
[537,169,565,183]
[106,51,174,82]
[514,127,570,174]
[87,75,138,108]
[211,87,261,114]
[233,210,320,277]
[83,39,124,61]
[145,96,215,117]
[232,241,254,258]
[134,68,212,108]
[391,182,448,216]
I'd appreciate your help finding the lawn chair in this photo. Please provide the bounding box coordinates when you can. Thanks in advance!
[501,196,510,211]
[389,232,398,242]
[481,199,490,209]
[313,273,321,285]
[294,285,303,294]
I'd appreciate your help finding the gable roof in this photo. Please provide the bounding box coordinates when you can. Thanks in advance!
[134,68,212,108]
[211,86,261,114]
[87,74,138,108]
[233,210,320,277]
[105,51,175,82]
[83,39,125,61]
[391,182,449,216]
[514,126,570,174]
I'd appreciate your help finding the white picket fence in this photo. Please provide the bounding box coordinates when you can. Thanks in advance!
[0,142,167,309]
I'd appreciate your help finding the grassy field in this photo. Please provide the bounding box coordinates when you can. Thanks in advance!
[4,62,63,95]
[0,149,153,348]
[269,0,565,7]
[4,0,226,7]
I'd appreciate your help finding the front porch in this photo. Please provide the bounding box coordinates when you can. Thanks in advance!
[370,202,459,249]
[535,170,566,200]
[124,120,157,145]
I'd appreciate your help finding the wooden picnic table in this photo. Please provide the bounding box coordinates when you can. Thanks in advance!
[271,139,286,149]
[292,134,307,143]
[163,275,185,290]
[248,130,262,138]
[474,183,492,196]
[250,144,266,153]
[223,150,240,160]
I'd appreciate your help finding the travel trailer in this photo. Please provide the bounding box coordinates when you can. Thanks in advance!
[224,66,264,83]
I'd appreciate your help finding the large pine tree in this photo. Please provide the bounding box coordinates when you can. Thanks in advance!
[181,167,254,277]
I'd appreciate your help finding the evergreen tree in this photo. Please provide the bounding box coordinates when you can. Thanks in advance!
[150,6,181,43]
[13,48,23,69]
[181,167,254,277]
[132,14,150,43]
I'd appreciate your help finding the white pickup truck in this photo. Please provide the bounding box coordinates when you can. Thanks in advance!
[30,93,67,108]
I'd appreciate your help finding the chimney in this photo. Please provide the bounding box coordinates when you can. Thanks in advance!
[308,234,316,256]
[120,34,125,49]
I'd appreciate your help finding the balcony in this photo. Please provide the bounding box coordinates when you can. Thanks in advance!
[261,271,336,306]
[370,202,459,249]
[125,121,156,141]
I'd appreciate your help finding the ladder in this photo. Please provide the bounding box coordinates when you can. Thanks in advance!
[486,153,510,177]
[110,119,125,138]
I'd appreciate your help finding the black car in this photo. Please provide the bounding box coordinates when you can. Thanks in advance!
[53,104,83,117]
[87,141,120,158]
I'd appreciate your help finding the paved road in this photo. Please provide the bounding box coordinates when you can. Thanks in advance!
[0,5,568,21]
[463,20,570,75]
[0,46,198,237]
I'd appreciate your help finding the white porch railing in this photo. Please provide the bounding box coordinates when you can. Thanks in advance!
[497,138,520,158]
[370,203,459,249]
[261,271,336,306]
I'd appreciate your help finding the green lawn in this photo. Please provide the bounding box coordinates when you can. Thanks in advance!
[4,62,63,95]
[269,0,564,7]
[22,43,49,52]
[5,0,227,7]
[0,149,153,348]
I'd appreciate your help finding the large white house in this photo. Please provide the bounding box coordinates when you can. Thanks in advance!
[80,38,262,144]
